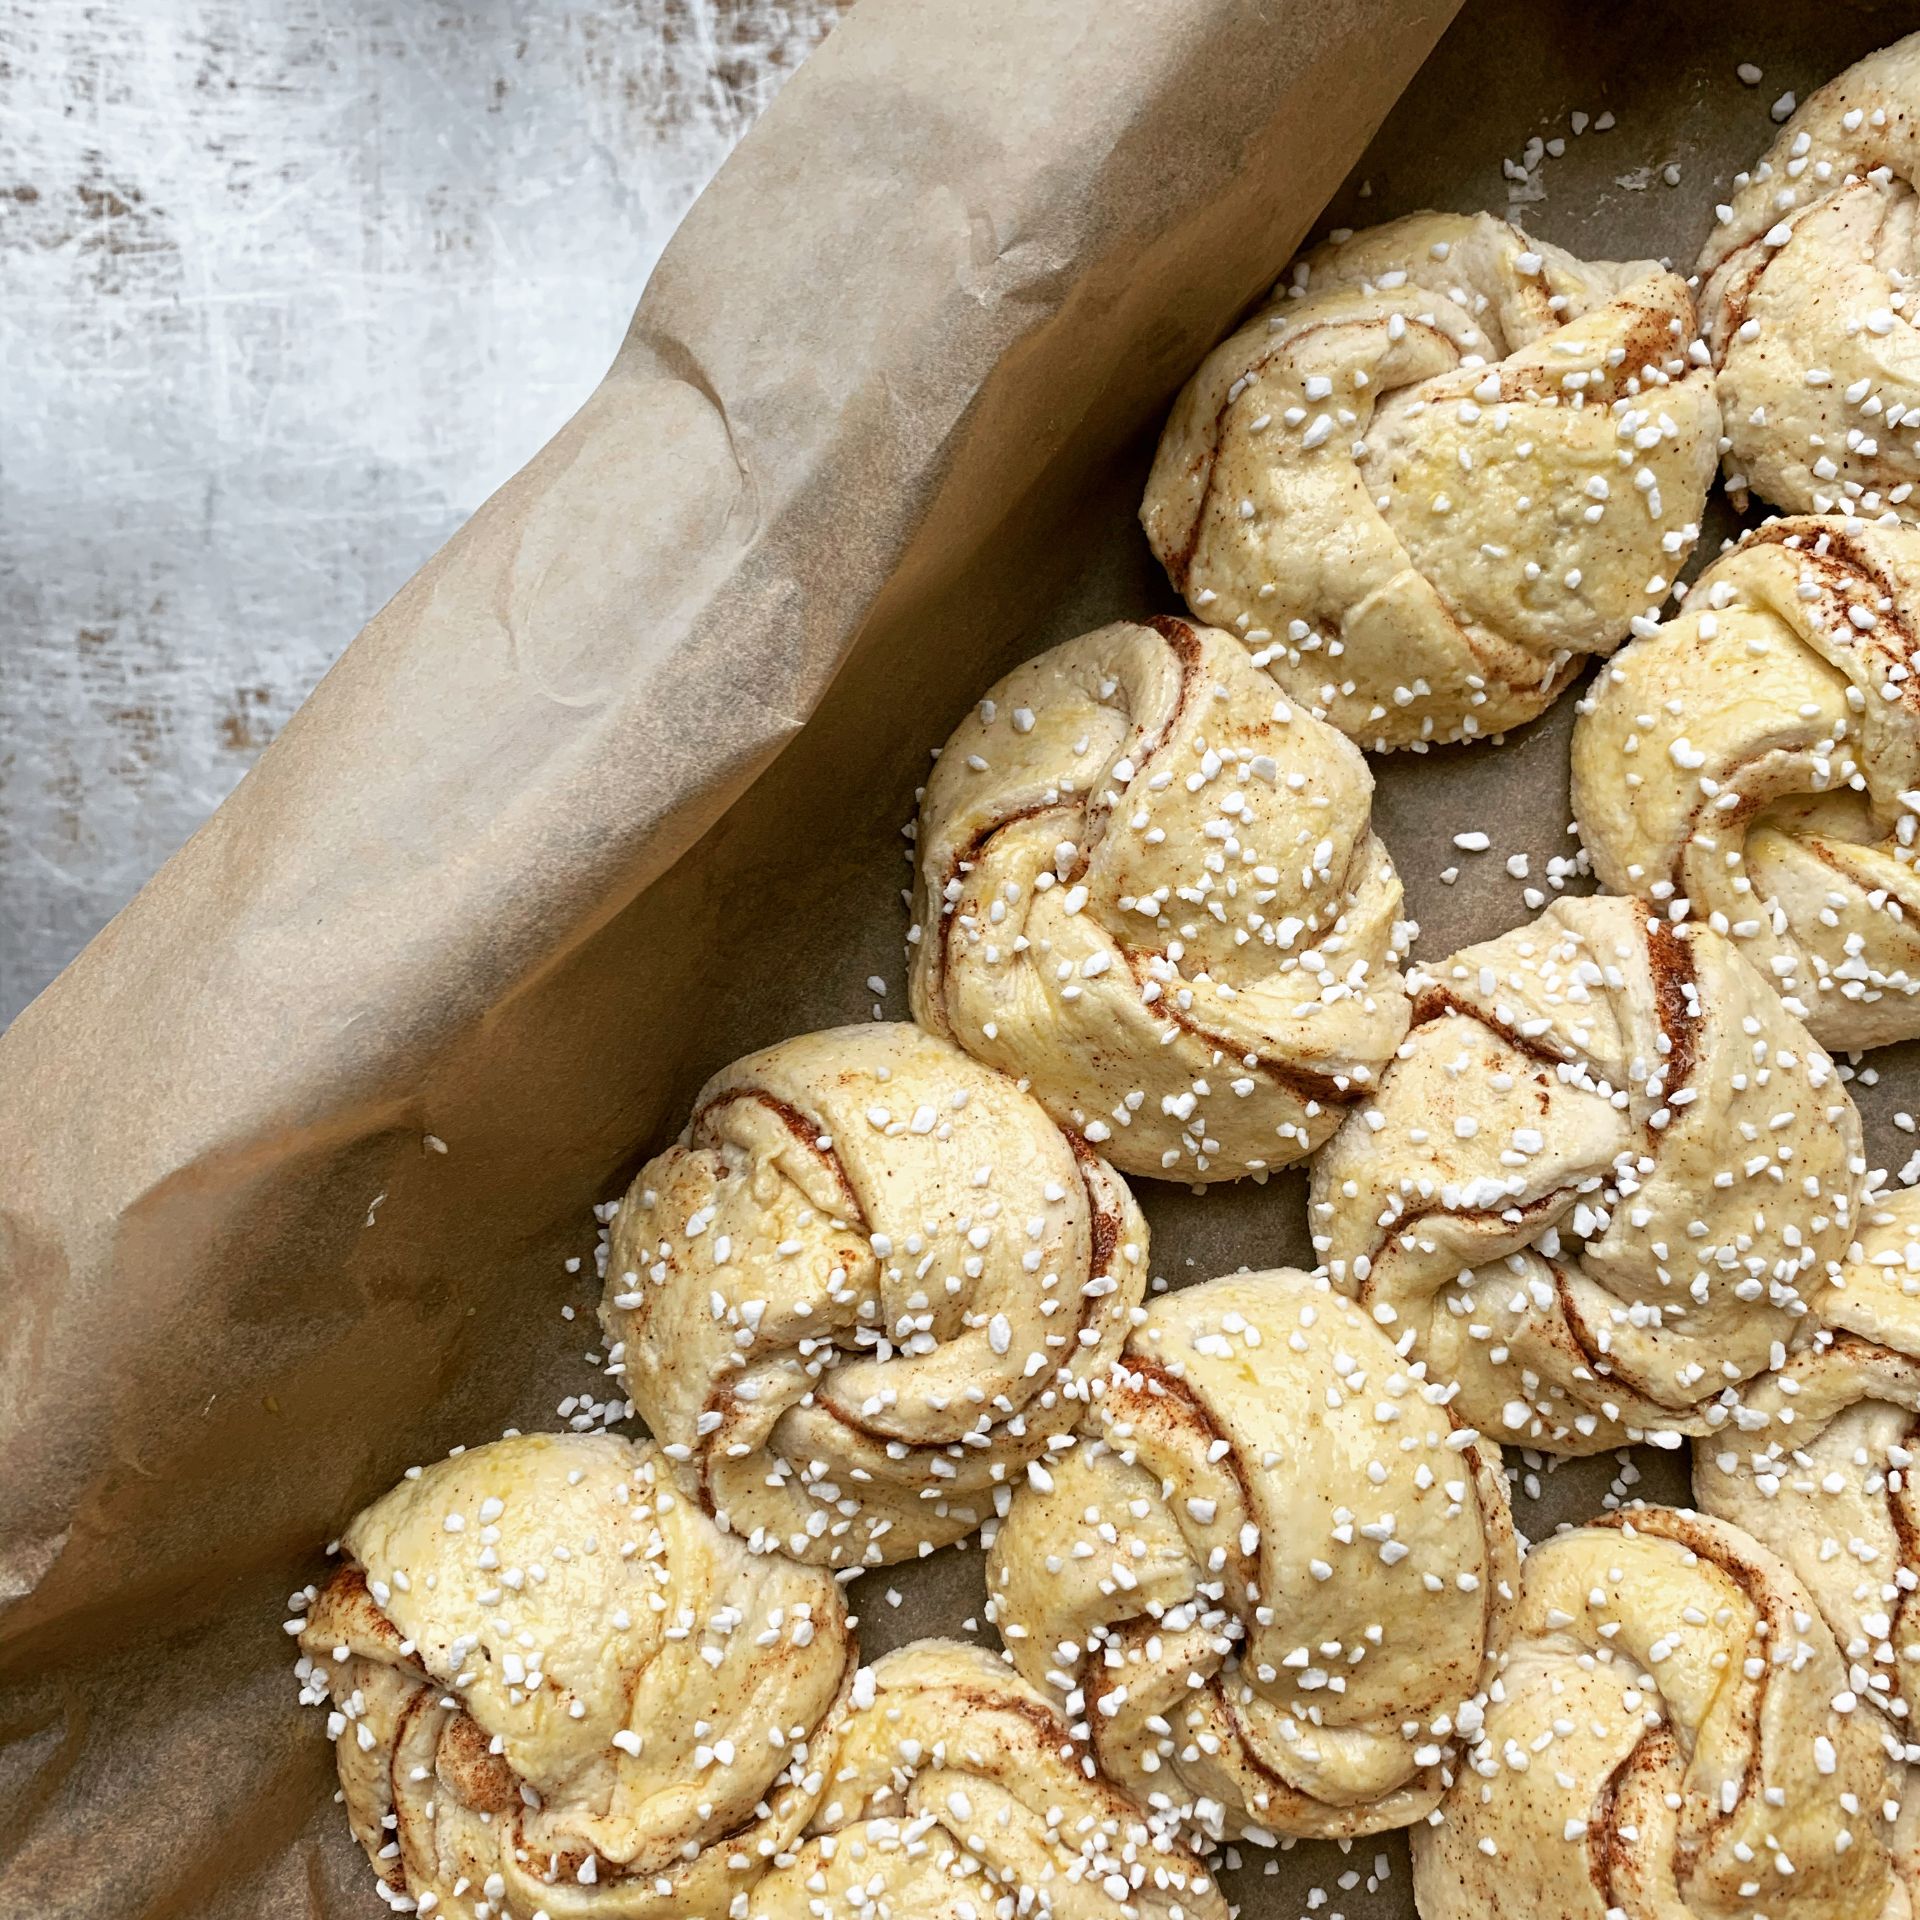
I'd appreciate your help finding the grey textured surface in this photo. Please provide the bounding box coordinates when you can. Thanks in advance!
[0,0,839,1023]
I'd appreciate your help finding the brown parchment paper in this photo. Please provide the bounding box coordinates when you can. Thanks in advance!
[8,0,1920,1915]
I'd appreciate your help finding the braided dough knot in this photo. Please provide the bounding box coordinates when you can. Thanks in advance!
[1697,1184,1920,1728]
[1699,33,1920,521]
[1413,1508,1904,1920]
[1575,515,1920,1050]
[297,1433,855,1920]
[1311,896,1865,1453]
[986,1270,1518,1842]
[910,617,1409,1182]
[1143,210,1718,749]
[602,1024,1146,1567]
[745,1640,1229,1920]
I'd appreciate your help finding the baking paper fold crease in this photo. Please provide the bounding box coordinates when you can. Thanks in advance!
[0,0,1454,1913]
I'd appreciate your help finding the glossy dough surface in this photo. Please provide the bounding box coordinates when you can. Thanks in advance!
[296,1433,855,1920]
[601,1023,1147,1567]
[1144,211,1717,750]
[986,1269,1518,1841]
[1574,516,1920,1050]
[1311,895,1864,1452]
[1699,32,1920,522]
[910,618,1409,1182]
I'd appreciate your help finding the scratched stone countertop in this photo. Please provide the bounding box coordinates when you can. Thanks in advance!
[0,0,841,1024]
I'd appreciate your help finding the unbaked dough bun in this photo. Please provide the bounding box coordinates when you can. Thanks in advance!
[1696,1182,1920,1730]
[296,1432,855,1920]
[601,1022,1146,1567]
[1574,514,1920,1051]
[985,1268,1517,1843]
[744,1639,1228,1920]
[909,616,1409,1183]
[1310,895,1865,1453]
[1700,33,1920,522]
[1143,210,1718,749]
[1412,1507,1905,1920]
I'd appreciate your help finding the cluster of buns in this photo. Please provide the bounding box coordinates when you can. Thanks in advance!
[297,34,1920,1920]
